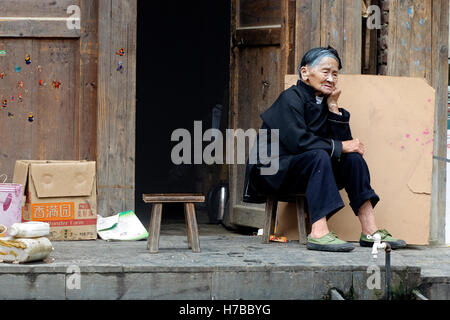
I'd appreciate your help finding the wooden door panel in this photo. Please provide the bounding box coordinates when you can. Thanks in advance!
[239,0,281,28]
[229,0,286,228]
[0,38,79,177]
[0,0,97,181]
[232,46,281,227]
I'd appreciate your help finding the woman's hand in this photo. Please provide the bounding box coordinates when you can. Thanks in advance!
[327,88,341,113]
[342,138,364,155]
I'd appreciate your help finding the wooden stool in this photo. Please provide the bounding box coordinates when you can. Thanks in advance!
[262,194,311,245]
[143,193,205,253]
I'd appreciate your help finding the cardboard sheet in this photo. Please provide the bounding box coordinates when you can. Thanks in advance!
[276,75,435,245]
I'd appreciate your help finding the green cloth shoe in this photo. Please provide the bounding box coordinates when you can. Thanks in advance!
[360,229,407,249]
[306,232,355,252]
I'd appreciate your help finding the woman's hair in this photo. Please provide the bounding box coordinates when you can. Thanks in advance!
[297,46,342,78]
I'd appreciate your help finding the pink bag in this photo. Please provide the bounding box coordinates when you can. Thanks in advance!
[0,174,23,236]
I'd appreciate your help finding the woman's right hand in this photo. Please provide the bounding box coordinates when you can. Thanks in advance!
[342,138,364,155]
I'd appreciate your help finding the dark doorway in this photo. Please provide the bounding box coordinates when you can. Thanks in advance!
[135,0,230,225]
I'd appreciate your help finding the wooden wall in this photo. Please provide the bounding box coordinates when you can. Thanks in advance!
[295,0,362,74]
[97,0,137,216]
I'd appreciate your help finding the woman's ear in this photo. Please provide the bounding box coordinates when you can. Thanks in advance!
[300,66,309,81]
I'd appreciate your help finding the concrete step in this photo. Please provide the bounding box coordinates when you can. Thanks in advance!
[0,235,447,300]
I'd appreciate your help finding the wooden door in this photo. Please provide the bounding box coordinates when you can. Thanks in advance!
[0,0,97,181]
[228,0,296,228]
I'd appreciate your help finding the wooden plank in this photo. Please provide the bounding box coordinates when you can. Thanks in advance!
[361,0,378,74]
[0,38,33,178]
[0,37,80,176]
[230,46,281,227]
[295,0,321,70]
[96,0,112,217]
[342,0,362,74]
[0,20,80,38]
[143,193,205,203]
[78,0,98,161]
[429,0,448,245]
[235,28,281,46]
[280,0,296,91]
[97,0,137,216]
[321,0,344,55]
[30,39,80,161]
[320,0,362,74]
[387,0,432,78]
[147,203,162,253]
[0,0,81,37]
[239,0,281,28]
[0,0,80,17]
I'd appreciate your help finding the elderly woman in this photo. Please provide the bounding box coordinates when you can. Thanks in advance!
[243,46,406,252]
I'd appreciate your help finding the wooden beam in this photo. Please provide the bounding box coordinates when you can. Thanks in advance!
[97,0,137,216]
[234,27,281,46]
[78,0,98,161]
[0,18,80,38]
[280,0,297,91]
[0,0,82,38]
[429,0,448,245]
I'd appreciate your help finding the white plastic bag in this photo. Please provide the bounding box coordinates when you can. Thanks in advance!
[0,237,53,263]
[8,221,50,238]
[97,210,148,241]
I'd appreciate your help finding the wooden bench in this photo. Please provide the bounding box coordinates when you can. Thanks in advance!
[262,194,311,245]
[142,193,205,253]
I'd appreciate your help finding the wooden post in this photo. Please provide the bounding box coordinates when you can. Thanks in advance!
[429,0,449,245]
[97,0,137,216]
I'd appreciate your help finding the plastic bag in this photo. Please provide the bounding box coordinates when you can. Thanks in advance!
[0,237,53,263]
[8,221,50,238]
[97,211,148,241]
[0,175,23,236]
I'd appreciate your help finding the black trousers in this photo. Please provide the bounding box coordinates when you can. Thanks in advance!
[253,150,380,224]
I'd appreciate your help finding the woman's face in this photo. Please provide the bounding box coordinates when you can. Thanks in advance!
[300,56,339,96]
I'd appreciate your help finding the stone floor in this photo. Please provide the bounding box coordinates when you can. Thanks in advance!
[0,222,448,300]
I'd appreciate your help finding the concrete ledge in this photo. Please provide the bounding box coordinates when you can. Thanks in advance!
[0,236,434,300]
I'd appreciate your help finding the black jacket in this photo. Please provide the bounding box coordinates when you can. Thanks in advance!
[242,80,353,203]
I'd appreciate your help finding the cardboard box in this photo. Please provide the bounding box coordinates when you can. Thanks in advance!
[13,160,97,240]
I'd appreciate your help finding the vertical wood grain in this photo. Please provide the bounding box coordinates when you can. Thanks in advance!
[429,0,448,245]
[79,0,98,161]
[295,0,361,75]
[97,0,137,216]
